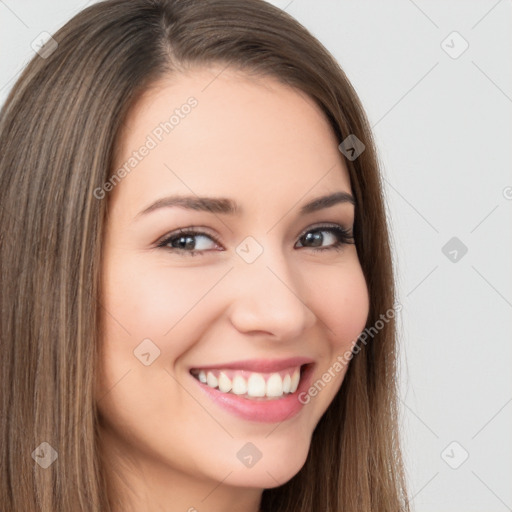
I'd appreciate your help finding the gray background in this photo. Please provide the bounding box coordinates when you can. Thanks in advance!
[1,1,511,510]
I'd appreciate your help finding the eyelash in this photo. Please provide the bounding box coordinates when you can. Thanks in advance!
[155,223,355,257]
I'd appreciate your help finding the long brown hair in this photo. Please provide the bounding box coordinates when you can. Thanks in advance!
[0,1,410,510]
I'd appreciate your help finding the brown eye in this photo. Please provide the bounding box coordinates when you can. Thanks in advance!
[295,225,354,252]
[157,229,221,256]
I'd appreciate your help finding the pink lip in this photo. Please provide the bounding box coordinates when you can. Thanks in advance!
[190,362,316,423]
[189,356,314,373]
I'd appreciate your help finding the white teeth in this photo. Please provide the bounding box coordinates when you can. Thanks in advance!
[266,373,283,397]
[282,373,291,393]
[247,373,266,397]
[194,367,305,399]
[206,371,218,388]
[290,369,300,393]
[218,372,232,393]
[231,375,248,395]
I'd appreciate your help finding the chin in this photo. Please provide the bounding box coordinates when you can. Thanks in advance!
[224,443,309,489]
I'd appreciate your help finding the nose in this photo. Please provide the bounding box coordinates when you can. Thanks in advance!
[227,248,316,340]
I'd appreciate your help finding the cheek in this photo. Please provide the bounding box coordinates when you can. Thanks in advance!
[96,254,228,452]
[100,253,226,361]
[295,259,369,418]
[311,259,370,352]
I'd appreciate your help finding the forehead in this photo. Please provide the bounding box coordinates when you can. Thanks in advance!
[110,66,352,216]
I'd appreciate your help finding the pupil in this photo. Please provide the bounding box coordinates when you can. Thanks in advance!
[304,232,322,247]
[175,236,195,250]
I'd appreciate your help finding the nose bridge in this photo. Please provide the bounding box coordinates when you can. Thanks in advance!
[228,239,315,337]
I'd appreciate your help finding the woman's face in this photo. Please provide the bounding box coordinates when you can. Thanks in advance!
[96,66,369,500]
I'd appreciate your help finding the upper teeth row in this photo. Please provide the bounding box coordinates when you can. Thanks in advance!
[194,368,301,398]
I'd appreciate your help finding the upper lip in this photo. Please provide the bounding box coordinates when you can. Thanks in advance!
[189,357,314,373]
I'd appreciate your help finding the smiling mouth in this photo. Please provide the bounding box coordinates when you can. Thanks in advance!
[190,364,311,400]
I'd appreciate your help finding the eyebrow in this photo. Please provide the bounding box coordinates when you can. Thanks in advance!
[135,191,355,219]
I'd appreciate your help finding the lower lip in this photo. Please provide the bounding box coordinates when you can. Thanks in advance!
[191,364,315,423]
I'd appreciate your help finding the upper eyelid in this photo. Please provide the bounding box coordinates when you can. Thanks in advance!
[297,222,353,236]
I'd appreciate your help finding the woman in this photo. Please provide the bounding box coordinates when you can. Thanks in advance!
[0,1,410,510]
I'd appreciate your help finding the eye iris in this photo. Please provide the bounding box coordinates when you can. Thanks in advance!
[304,231,323,247]
[173,235,195,250]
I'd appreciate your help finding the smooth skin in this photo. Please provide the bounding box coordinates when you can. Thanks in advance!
[96,65,370,512]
